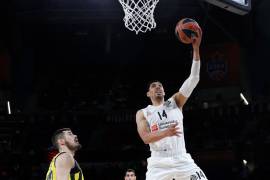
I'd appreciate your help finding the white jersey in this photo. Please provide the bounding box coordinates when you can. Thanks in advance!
[142,97,194,163]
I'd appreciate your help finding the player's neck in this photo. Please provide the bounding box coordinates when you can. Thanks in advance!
[59,146,75,156]
[151,98,164,106]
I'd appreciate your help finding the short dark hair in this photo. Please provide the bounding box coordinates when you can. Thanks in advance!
[126,168,136,175]
[147,80,163,90]
[51,128,71,149]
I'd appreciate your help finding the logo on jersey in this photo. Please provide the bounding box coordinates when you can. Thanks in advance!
[190,174,198,180]
[151,123,159,132]
[164,100,172,107]
[158,120,177,130]
[190,171,206,180]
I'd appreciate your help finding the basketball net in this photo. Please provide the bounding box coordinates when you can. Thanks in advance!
[118,0,159,34]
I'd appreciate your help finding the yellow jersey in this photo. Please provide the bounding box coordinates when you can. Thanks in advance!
[46,152,84,180]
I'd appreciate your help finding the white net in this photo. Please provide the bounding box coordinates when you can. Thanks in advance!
[118,0,160,34]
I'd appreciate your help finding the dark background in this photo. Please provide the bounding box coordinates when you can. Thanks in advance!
[0,0,270,179]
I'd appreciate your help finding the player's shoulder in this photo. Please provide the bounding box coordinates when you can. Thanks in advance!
[56,152,74,164]
[136,108,148,122]
[55,152,75,169]
[136,109,144,116]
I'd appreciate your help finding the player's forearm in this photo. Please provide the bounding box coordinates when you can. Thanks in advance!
[193,47,200,61]
[179,60,200,97]
[142,130,168,144]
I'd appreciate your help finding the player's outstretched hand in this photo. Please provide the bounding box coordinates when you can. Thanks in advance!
[192,27,202,50]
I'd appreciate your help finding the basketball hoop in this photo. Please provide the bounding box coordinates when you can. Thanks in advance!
[118,0,160,34]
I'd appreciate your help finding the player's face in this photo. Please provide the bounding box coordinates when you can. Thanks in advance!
[147,81,165,99]
[125,172,136,180]
[63,130,81,151]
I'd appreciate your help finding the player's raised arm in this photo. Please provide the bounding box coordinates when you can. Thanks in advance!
[173,27,202,108]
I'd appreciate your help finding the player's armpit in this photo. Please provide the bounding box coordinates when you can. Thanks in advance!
[172,92,188,108]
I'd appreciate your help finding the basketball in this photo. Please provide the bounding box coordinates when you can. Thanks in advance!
[175,18,201,44]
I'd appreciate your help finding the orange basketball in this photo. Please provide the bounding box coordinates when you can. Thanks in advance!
[175,18,201,44]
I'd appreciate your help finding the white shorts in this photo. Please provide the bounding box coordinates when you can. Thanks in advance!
[146,156,208,180]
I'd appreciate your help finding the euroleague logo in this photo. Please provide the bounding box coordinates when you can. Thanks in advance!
[206,51,227,81]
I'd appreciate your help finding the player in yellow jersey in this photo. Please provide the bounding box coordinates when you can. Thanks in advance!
[46,128,84,180]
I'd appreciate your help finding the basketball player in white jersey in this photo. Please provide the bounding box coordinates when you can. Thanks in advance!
[136,28,207,180]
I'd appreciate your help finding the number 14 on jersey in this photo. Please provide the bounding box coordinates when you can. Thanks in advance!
[157,110,167,120]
